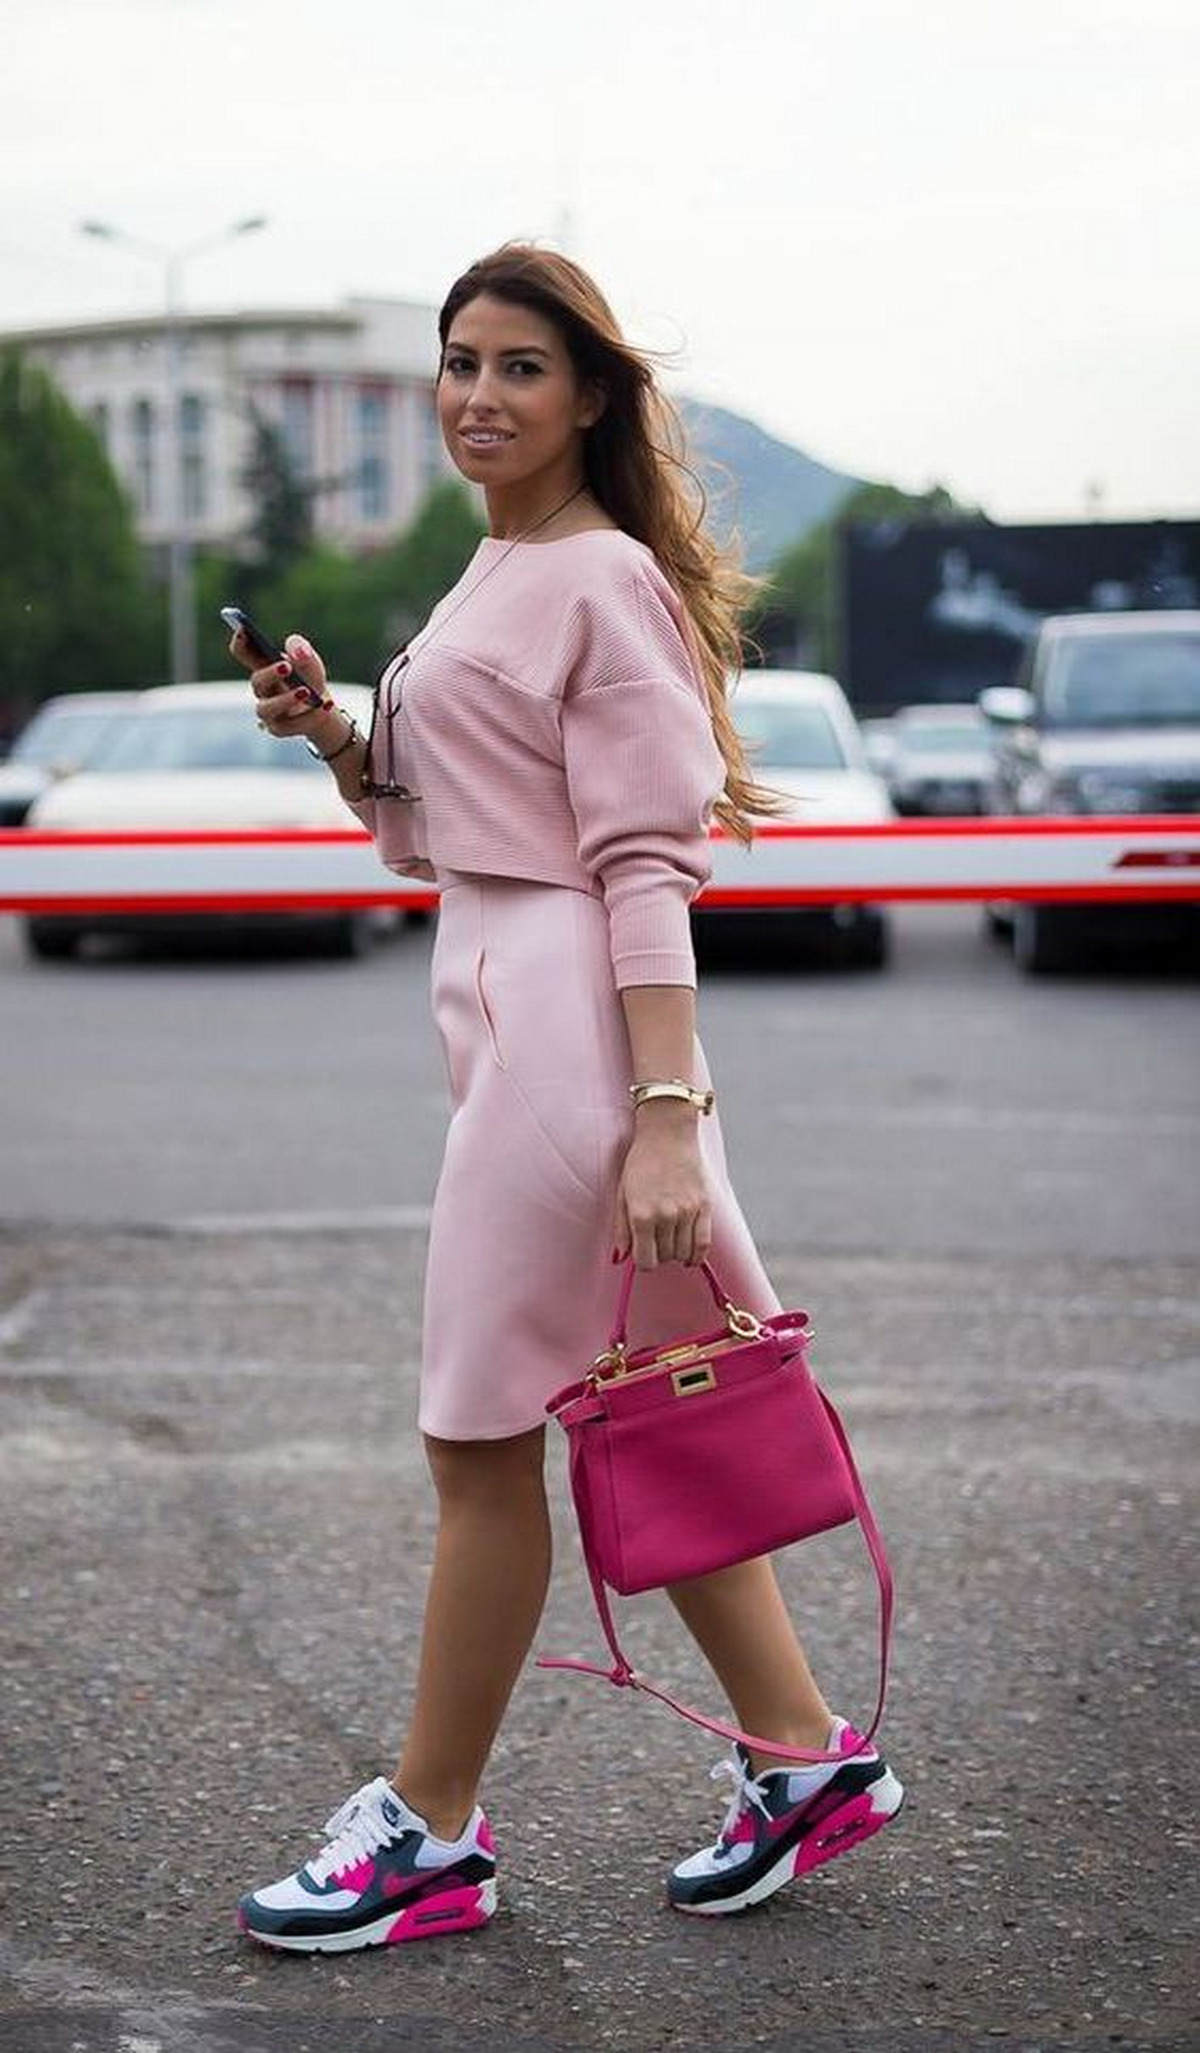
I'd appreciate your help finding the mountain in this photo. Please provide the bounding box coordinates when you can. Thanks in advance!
[676,396,861,574]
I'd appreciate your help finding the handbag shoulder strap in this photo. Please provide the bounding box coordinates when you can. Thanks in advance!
[537,1386,893,1766]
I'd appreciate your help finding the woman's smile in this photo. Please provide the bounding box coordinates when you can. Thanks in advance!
[460,428,515,450]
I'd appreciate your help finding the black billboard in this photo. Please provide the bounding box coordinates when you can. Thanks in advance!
[840,518,1200,716]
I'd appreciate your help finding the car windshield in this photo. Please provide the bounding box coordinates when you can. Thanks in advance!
[733,702,848,769]
[85,708,325,775]
[896,717,985,754]
[12,704,137,768]
[1041,632,1200,727]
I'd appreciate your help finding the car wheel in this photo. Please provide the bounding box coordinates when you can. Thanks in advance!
[320,912,374,960]
[1012,904,1076,974]
[841,909,890,969]
[982,903,1013,941]
[24,919,83,961]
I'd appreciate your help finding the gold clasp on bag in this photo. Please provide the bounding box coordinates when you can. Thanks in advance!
[585,1298,761,1393]
[587,1341,629,1388]
[672,1363,716,1397]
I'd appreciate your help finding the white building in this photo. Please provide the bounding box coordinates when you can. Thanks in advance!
[1,296,470,552]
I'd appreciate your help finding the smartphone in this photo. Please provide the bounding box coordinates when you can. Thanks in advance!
[220,604,325,708]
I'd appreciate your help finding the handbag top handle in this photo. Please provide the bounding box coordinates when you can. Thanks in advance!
[607,1253,757,1352]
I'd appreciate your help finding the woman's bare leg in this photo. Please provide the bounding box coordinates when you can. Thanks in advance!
[392,1425,551,1839]
[666,1555,835,1778]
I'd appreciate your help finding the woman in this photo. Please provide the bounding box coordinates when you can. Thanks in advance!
[232,243,903,1951]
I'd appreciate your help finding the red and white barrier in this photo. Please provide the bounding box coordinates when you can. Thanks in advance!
[705,817,1200,905]
[1,816,1198,915]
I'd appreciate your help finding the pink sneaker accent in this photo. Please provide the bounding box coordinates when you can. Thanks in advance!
[385,1883,493,1943]
[381,1867,436,1900]
[792,1789,894,1876]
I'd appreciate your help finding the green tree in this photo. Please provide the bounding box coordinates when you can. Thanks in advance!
[0,348,158,725]
[240,406,314,588]
[198,542,381,683]
[192,475,486,685]
[751,481,980,674]
[360,477,486,648]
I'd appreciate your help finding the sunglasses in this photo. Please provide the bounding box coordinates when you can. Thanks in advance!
[358,645,422,801]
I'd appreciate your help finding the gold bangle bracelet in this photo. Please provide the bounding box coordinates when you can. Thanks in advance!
[628,1080,715,1115]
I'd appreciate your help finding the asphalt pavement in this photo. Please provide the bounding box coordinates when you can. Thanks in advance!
[3,905,1198,1262]
[1,905,1197,2049]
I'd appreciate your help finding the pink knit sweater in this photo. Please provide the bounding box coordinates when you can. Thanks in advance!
[343,530,727,988]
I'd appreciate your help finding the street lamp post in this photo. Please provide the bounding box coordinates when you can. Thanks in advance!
[80,216,267,682]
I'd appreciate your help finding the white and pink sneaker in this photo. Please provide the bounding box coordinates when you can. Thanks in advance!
[669,1719,904,1916]
[236,1775,497,1952]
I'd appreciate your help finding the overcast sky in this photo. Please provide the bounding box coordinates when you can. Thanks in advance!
[2,0,1195,526]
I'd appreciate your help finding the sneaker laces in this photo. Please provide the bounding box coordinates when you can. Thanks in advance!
[306,1779,395,1886]
[711,1753,773,1848]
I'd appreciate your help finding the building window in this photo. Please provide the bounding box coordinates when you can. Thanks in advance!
[357,387,389,520]
[130,396,155,516]
[280,379,313,476]
[180,391,207,521]
[89,400,110,452]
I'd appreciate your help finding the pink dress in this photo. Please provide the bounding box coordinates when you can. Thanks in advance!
[345,532,784,1439]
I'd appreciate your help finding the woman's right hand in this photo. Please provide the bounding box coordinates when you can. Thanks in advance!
[229,629,338,745]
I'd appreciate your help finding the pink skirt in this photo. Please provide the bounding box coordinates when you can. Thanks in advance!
[419,868,784,1440]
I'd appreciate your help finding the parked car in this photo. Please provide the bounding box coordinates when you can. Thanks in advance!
[0,691,143,826]
[978,609,1200,971]
[23,681,392,960]
[859,716,898,780]
[698,670,894,968]
[885,702,994,815]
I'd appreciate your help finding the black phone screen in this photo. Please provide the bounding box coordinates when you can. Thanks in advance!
[220,605,285,666]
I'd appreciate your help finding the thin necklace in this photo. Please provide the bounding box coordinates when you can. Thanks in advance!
[361,483,589,800]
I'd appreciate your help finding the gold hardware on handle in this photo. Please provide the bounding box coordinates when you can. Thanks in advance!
[672,1363,716,1397]
[587,1340,629,1387]
[587,1298,762,1391]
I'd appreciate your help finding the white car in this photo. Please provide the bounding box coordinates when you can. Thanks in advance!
[24,680,390,960]
[0,690,143,826]
[702,669,894,968]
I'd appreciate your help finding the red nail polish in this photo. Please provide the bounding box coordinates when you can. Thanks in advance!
[275,662,290,676]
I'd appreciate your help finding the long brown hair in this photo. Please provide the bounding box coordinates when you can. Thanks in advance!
[437,241,792,844]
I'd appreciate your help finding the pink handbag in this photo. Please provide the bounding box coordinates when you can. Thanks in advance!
[537,1255,893,1764]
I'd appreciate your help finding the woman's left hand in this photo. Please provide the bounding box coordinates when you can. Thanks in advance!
[612,1116,713,1270]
